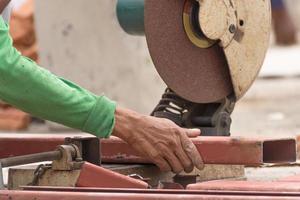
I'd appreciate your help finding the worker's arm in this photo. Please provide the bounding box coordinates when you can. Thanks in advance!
[0,17,116,137]
[0,16,203,173]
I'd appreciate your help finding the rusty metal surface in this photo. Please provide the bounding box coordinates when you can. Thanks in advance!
[0,134,65,158]
[19,186,300,195]
[4,188,300,200]
[279,174,300,182]
[0,134,296,166]
[186,180,300,192]
[101,137,296,165]
[144,0,233,103]
[76,162,148,189]
[0,134,100,166]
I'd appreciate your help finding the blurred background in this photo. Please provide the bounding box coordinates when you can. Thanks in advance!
[1,0,300,138]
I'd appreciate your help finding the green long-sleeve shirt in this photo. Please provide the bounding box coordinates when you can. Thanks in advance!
[0,16,116,138]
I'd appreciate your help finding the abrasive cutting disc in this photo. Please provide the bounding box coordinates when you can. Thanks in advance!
[145,0,233,103]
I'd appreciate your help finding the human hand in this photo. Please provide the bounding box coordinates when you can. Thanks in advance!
[112,107,204,174]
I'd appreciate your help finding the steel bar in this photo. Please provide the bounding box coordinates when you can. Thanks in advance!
[76,162,148,189]
[0,134,296,165]
[0,133,94,158]
[3,189,300,200]
[20,186,300,196]
[0,134,66,158]
[101,136,296,165]
[0,150,61,168]
[186,180,300,192]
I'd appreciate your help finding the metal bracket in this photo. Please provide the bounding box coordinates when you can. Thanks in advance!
[52,145,83,171]
[183,96,235,136]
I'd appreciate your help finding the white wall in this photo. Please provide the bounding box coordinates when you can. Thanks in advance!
[34,0,165,115]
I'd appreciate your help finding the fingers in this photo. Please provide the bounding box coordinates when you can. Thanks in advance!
[180,132,204,170]
[185,128,201,138]
[159,145,184,174]
[154,156,172,172]
[132,141,172,172]
[175,148,194,173]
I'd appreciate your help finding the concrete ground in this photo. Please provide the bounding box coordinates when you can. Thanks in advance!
[232,77,300,138]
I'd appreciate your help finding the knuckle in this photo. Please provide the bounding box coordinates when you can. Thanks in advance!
[148,150,161,160]
[167,140,177,147]
[183,140,195,151]
[151,153,162,161]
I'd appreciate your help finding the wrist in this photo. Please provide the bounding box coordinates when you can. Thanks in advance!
[112,106,142,141]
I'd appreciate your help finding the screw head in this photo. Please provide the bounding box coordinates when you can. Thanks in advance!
[229,24,236,33]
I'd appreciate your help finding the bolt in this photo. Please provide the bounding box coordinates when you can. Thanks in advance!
[229,24,236,33]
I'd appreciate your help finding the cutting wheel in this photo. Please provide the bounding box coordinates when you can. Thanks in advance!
[145,0,233,103]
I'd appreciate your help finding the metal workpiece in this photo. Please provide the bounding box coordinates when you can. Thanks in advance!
[0,134,296,166]
[117,0,145,35]
[4,187,300,200]
[0,134,65,158]
[278,174,300,182]
[101,137,296,166]
[186,180,300,192]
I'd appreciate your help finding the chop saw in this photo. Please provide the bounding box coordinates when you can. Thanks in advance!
[117,0,271,136]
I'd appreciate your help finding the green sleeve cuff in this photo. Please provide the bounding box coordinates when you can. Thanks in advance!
[83,96,116,138]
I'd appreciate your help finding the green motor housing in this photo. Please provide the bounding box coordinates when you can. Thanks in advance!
[116,0,145,36]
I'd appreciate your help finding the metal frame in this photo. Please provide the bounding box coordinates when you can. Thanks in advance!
[101,136,296,165]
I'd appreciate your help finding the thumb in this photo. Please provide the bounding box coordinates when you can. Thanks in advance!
[185,128,201,138]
